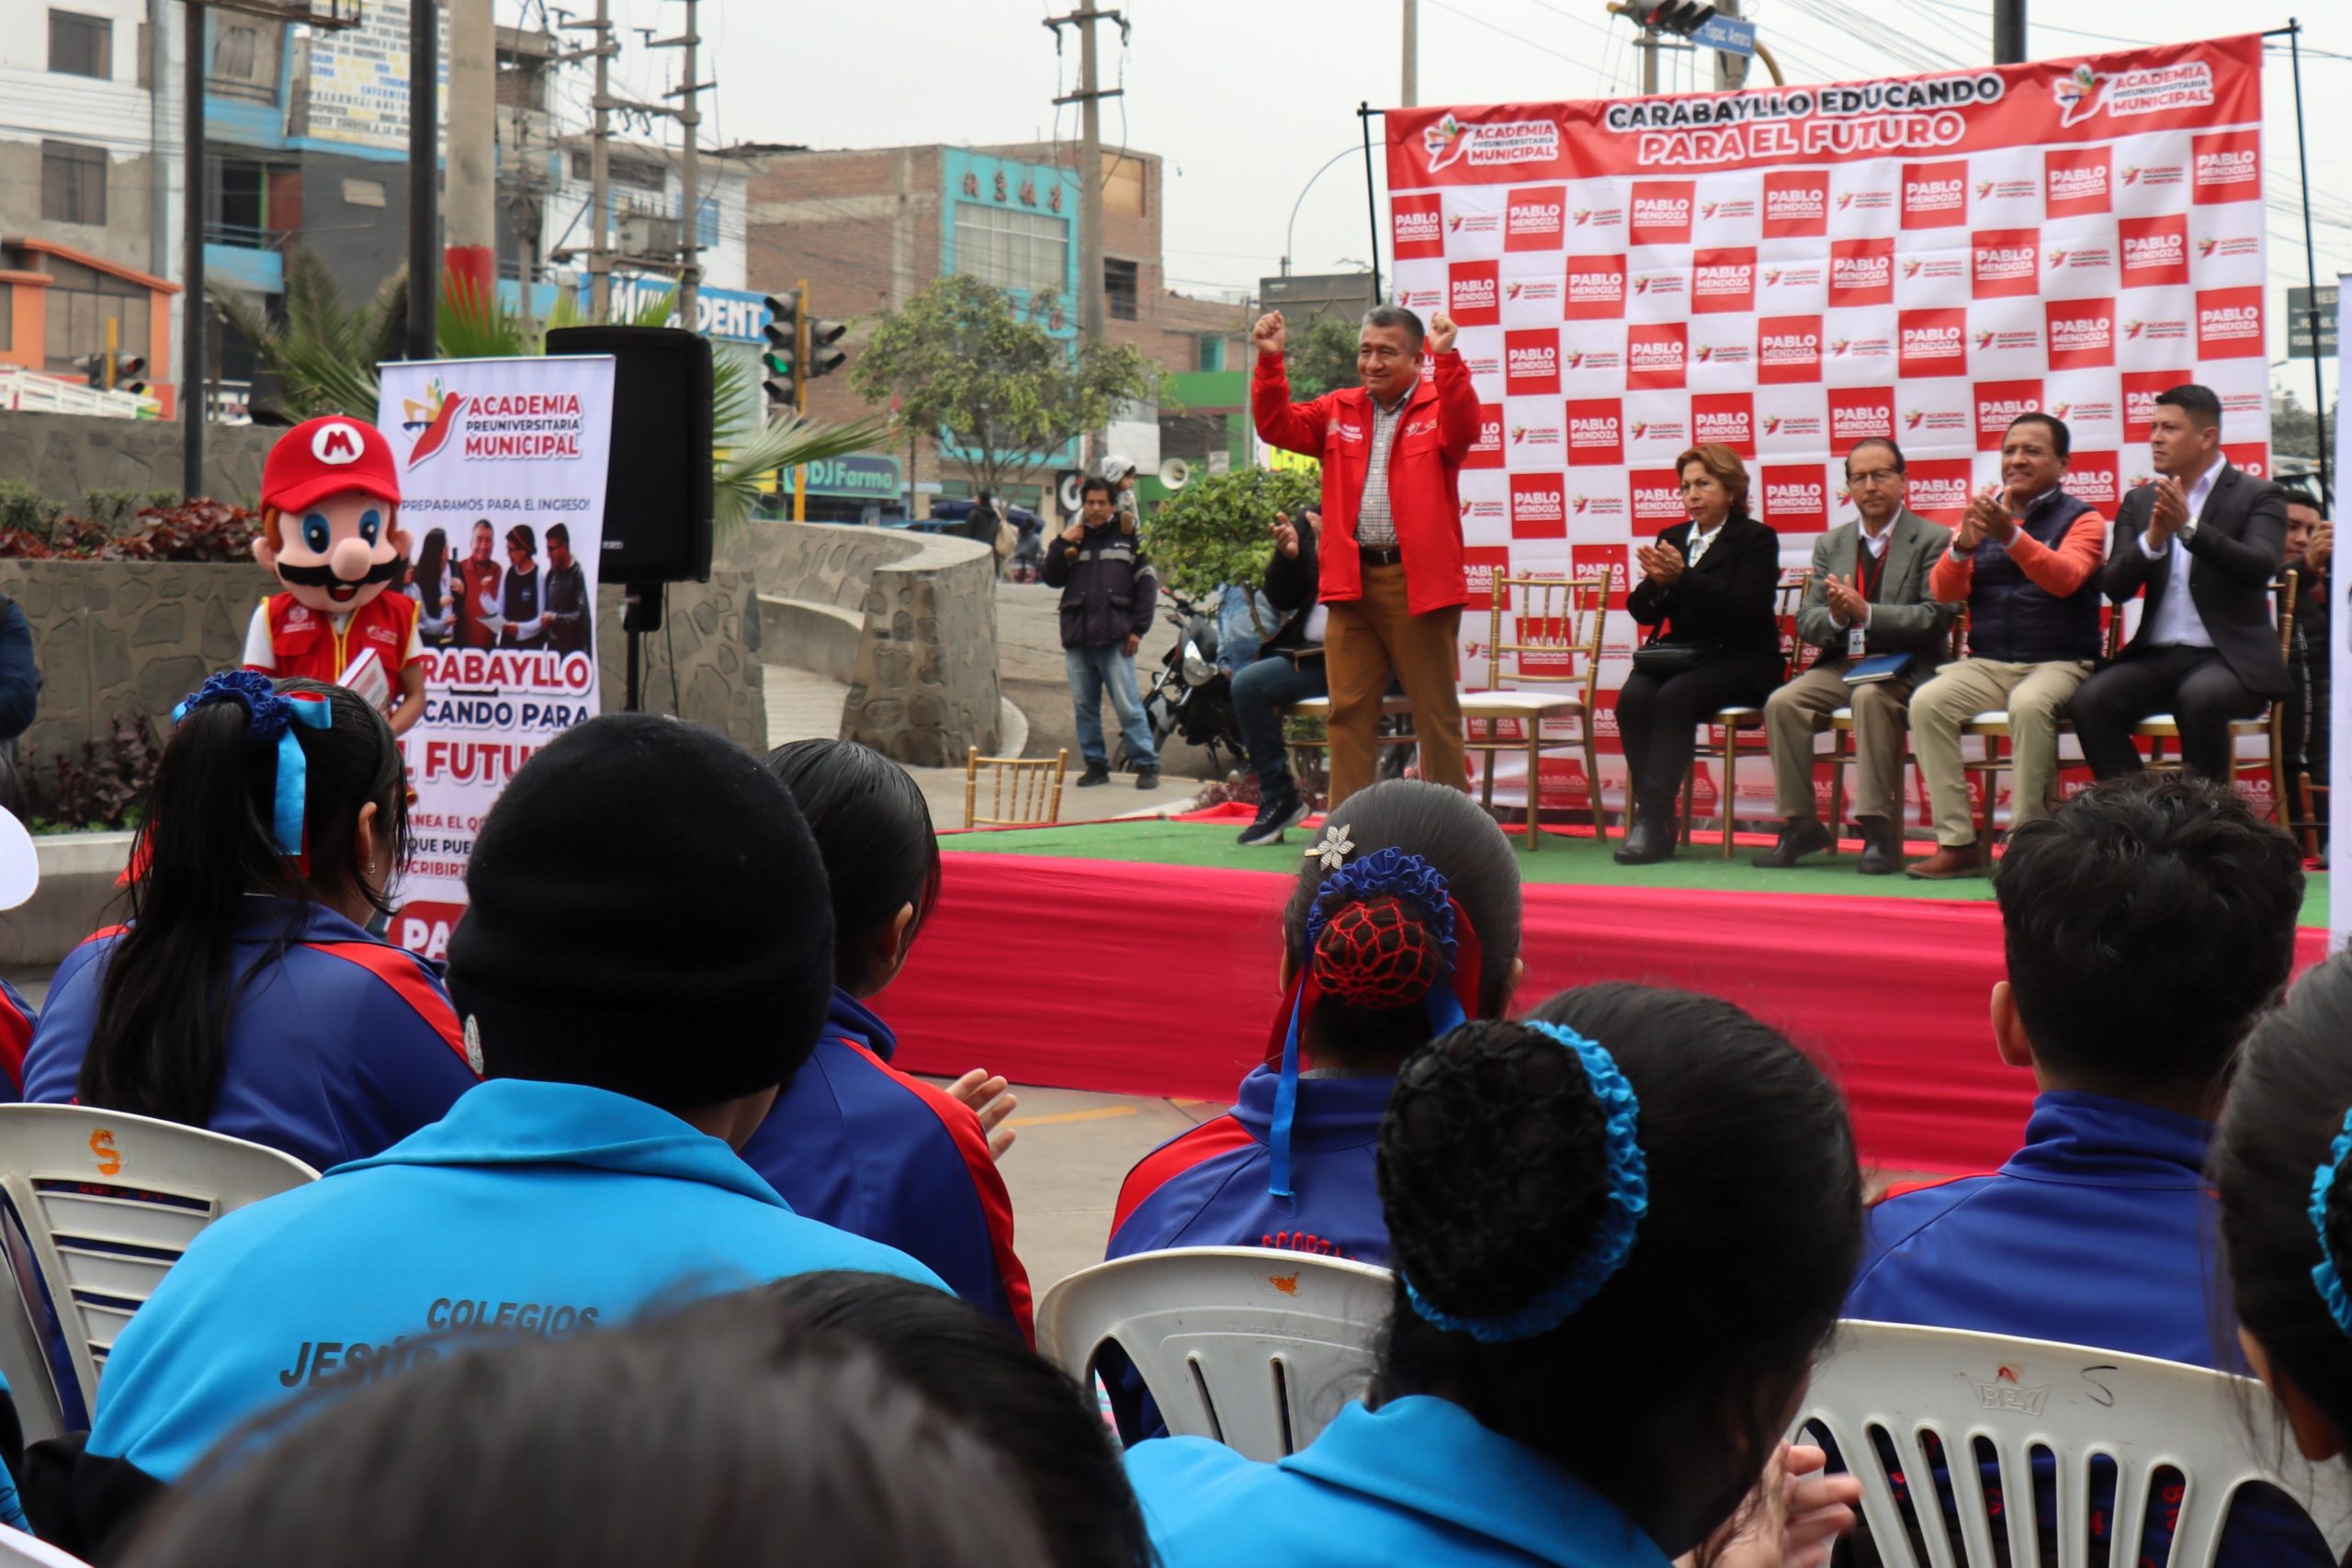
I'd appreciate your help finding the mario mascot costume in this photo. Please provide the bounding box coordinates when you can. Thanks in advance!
[243,416,428,736]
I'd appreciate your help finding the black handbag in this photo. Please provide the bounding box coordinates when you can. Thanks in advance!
[1630,641,1706,677]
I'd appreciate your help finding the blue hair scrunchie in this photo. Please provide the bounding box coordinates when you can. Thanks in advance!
[174,671,334,859]
[1404,1020,1650,1345]
[2309,1108,2352,1337]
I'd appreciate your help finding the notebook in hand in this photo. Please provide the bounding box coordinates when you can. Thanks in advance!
[1842,652,1916,685]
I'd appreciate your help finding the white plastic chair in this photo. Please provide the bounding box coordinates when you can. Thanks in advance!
[1800,1320,2352,1568]
[0,1527,97,1566]
[0,1105,317,1418]
[1036,1247,1393,1462]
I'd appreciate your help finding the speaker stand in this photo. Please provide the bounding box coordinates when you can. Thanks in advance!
[622,581,664,713]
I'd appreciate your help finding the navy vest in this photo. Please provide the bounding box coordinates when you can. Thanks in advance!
[1964,490,2102,664]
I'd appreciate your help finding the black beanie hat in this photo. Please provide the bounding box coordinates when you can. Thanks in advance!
[446,713,835,1111]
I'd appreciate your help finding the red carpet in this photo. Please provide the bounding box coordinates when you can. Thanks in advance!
[887,851,2330,1175]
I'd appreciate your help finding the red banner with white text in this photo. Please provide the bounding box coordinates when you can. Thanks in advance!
[1385,35,2268,818]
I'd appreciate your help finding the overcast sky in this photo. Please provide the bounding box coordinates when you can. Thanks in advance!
[520,0,2352,395]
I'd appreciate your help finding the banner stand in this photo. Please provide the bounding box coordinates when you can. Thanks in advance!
[2277,20,2332,498]
[1358,102,1387,303]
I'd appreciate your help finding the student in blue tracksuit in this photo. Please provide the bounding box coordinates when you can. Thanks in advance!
[2216,953,2352,1506]
[737,739,1033,1340]
[1126,985,1868,1568]
[117,1285,1058,1568]
[1108,779,1522,1271]
[19,672,476,1171]
[20,715,944,1559]
[1845,774,2329,1566]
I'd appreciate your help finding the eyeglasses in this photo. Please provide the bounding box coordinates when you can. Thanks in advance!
[1847,469,1905,488]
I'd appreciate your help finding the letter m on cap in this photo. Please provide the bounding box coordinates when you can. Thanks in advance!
[313,422,364,464]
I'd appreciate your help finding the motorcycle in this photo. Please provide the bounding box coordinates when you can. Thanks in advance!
[1135,585,1416,790]
[1137,588,1247,778]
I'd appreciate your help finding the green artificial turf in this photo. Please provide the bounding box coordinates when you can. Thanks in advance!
[944,818,2334,928]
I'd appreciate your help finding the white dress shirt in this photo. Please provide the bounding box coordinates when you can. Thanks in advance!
[1837,521,1894,629]
[1684,518,1725,568]
[2137,460,2223,649]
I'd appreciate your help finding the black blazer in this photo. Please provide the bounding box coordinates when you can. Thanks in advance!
[2103,463,2289,696]
[1626,511,1781,661]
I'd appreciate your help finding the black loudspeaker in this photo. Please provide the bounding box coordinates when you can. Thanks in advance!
[544,324,714,584]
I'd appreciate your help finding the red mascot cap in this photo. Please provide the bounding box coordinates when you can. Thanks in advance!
[263,416,402,514]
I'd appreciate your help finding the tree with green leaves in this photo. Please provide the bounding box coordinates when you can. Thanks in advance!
[1142,466,1322,633]
[846,274,1167,502]
[211,249,883,533]
[1279,309,1363,400]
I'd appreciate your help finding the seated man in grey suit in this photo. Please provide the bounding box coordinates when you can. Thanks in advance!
[1755,438,1955,874]
[2069,382,2288,784]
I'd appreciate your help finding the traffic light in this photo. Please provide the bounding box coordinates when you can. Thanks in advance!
[805,316,847,381]
[762,289,800,412]
[79,353,147,395]
[1642,1,1718,33]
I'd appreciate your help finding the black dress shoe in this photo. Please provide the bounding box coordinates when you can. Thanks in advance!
[1751,816,1833,868]
[1856,816,1900,875]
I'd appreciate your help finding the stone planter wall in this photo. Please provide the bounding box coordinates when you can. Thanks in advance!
[721,521,999,765]
[0,412,278,507]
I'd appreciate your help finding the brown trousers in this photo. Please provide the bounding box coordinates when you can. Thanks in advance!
[1325,562,1467,806]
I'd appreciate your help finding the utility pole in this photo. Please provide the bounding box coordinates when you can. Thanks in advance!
[1400,0,1417,107]
[1992,0,2025,63]
[559,0,616,316]
[181,0,204,495]
[1637,22,1659,94]
[1044,2,1125,352]
[650,0,709,327]
[1713,0,1747,90]
[405,0,440,359]
[447,0,495,259]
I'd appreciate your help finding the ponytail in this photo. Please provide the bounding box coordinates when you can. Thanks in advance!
[79,674,409,1124]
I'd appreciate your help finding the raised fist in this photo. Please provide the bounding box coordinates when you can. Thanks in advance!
[1251,310,1287,357]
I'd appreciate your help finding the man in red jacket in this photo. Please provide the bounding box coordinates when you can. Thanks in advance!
[1252,304,1478,806]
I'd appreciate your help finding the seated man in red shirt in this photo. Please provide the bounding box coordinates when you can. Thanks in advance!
[241,416,427,736]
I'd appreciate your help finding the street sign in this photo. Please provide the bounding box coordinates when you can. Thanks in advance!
[1691,13,1757,56]
[2289,285,2338,359]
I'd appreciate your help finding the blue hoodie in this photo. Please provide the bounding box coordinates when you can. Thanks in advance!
[736,990,1032,1340]
[84,1077,945,1485]
[22,898,479,1171]
[1109,1065,1394,1265]
[1129,1396,1671,1568]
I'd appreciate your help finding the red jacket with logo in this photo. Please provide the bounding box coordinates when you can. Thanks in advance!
[1251,350,1480,616]
[252,591,419,685]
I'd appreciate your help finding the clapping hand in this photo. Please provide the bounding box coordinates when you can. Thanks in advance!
[1272,513,1301,558]
[946,1070,1020,1162]
[1674,1442,1861,1568]
[2148,476,2189,541]
[2309,519,2335,574]
[1637,540,1687,586]
[1427,310,1459,355]
[1955,487,2007,552]
[1822,572,1870,626]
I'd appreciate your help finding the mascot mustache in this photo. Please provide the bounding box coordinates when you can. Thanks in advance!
[275,556,406,590]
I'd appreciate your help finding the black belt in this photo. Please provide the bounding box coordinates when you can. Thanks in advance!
[1358,544,1404,568]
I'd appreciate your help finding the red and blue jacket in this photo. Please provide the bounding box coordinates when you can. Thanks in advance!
[1103,1065,1393,1444]
[1846,1089,2330,1566]
[19,898,480,1173]
[1109,1065,1394,1267]
[735,990,1033,1342]
[0,976,37,1100]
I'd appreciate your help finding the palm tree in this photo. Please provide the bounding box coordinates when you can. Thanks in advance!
[213,249,888,533]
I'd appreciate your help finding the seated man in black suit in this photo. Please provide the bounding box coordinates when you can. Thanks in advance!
[2070,383,2288,784]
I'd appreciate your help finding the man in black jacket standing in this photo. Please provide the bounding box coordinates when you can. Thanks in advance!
[1044,476,1161,788]
[2069,384,2288,784]
[1230,506,1325,845]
